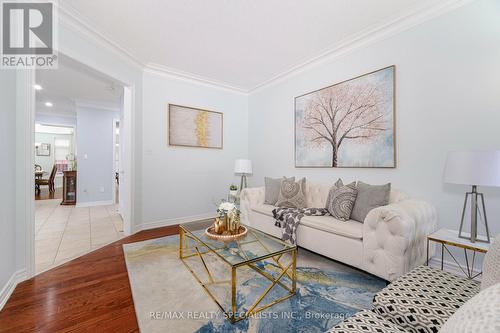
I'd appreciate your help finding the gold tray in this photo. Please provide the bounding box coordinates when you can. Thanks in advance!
[205,225,248,242]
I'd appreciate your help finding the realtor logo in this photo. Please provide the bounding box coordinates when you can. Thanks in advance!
[1,1,58,68]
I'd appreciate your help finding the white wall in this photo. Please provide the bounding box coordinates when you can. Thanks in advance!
[0,71,18,301]
[248,0,500,249]
[76,107,117,204]
[141,72,248,227]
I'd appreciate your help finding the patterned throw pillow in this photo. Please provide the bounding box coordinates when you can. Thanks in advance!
[276,177,307,209]
[325,181,358,221]
[325,178,344,209]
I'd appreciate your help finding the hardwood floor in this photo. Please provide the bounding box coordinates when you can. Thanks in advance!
[35,187,62,200]
[0,225,179,333]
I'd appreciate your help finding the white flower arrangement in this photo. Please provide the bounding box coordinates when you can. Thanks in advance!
[218,201,236,213]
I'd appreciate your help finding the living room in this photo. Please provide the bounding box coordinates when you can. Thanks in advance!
[0,1,499,332]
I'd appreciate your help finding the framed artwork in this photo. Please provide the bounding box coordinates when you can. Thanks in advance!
[168,104,223,149]
[295,65,395,168]
[36,143,51,156]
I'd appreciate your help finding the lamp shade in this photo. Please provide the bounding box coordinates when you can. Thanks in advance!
[443,151,500,187]
[234,159,252,174]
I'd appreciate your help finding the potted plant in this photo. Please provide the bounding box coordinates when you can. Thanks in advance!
[229,184,238,196]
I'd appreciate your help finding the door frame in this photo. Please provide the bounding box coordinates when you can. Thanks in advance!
[23,54,136,278]
[112,118,119,206]
[17,70,36,279]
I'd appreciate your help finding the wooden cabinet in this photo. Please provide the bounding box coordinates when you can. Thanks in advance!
[61,171,77,205]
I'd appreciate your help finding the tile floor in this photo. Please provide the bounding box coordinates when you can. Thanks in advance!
[35,199,125,274]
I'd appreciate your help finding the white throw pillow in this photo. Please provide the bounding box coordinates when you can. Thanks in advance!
[440,282,500,333]
[481,234,500,290]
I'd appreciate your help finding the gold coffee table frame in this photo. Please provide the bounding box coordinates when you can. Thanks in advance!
[179,221,297,323]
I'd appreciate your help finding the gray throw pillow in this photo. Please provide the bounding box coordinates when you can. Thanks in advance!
[264,177,293,205]
[276,177,306,209]
[326,181,358,221]
[351,181,391,223]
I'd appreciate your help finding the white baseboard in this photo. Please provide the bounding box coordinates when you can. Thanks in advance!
[0,269,27,311]
[76,200,114,208]
[428,257,482,280]
[135,213,216,232]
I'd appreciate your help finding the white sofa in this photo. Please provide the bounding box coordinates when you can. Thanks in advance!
[240,182,437,281]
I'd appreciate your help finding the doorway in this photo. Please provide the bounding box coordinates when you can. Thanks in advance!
[30,55,133,275]
[34,124,76,201]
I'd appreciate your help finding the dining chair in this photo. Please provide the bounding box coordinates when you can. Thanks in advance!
[35,164,57,194]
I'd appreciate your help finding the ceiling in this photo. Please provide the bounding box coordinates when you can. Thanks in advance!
[61,0,452,91]
[36,57,123,117]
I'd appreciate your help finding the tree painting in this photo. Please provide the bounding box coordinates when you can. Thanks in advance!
[295,66,395,168]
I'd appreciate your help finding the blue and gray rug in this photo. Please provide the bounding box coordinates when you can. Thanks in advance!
[123,235,385,333]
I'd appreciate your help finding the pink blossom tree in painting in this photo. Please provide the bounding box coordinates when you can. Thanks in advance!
[301,77,391,167]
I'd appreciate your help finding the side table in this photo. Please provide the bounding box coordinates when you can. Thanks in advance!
[426,228,492,279]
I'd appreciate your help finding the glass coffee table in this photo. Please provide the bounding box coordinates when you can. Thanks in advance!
[179,220,297,323]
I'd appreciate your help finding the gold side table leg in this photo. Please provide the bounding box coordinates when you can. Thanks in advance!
[179,228,184,259]
[441,243,444,270]
[231,267,237,322]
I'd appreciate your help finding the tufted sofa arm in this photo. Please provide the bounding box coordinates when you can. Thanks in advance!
[240,187,265,226]
[362,199,437,281]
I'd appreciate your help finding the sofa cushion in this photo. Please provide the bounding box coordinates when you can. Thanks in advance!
[300,215,363,239]
[328,310,408,333]
[351,182,391,223]
[250,205,363,239]
[276,177,307,209]
[440,282,500,333]
[373,265,480,333]
[251,204,275,217]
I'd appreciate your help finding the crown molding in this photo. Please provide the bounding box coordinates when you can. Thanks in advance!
[56,0,475,95]
[248,0,476,93]
[144,63,249,95]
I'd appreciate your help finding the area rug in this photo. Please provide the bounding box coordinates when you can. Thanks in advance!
[123,235,385,333]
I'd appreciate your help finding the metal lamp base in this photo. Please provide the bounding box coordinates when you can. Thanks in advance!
[458,185,491,243]
[239,174,248,192]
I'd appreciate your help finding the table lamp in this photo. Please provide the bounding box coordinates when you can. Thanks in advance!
[234,159,252,192]
[443,150,500,243]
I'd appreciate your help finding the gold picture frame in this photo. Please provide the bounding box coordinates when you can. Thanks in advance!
[294,65,396,168]
[167,104,223,149]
